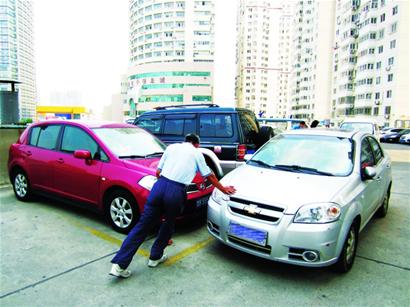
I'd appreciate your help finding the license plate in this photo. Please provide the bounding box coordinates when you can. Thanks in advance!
[196,196,210,208]
[228,222,267,246]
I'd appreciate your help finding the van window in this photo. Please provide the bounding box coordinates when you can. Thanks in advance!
[137,118,162,134]
[239,112,259,143]
[163,115,197,136]
[164,119,184,135]
[200,114,233,137]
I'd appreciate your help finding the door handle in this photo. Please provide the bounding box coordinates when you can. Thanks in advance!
[25,150,32,156]
[375,176,382,181]
[57,158,64,164]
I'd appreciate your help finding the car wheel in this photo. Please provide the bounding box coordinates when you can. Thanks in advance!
[376,187,390,218]
[12,169,32,201]
[105,189,140,234]
[333,222,359,273]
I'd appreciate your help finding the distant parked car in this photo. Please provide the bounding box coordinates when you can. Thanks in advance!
[380,129,410,143]
[340,118,380,139]
[8,120,213,233]
[380,128,405,137]
[207,128,392,273]
[399,133,410,145]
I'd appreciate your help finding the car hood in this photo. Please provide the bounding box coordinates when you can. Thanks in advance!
[221,164,351,214]
[122,157,205,183]
[122,158,160,175]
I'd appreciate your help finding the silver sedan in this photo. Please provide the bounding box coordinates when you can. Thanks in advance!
[207,129,392,273]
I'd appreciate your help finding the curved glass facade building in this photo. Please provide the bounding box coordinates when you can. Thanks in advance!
[126,0,215,114]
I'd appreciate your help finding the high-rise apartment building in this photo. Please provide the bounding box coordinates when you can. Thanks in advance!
[289,0,335,121]
[331,0,409,127]
[0,0,36,121]
[126,0,215,115]
[236,0,282,118]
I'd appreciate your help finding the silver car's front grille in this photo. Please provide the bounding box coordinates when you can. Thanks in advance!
[228,197,284,223]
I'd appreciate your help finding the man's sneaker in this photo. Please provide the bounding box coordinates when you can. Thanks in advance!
[147,254,168,268]
[109,263,131,278]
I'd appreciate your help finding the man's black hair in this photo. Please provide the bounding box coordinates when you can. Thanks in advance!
[185,133,200,144]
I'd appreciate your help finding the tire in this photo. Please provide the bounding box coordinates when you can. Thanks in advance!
[376,187,390,218]
[258,126,274,147]
[12,169,32,201]
[333,222,359,273]
[105,189,140,234]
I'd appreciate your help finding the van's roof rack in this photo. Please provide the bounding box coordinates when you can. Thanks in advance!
[154,103,219,110]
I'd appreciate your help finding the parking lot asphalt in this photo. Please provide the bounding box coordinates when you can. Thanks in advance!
[1,144,409,306]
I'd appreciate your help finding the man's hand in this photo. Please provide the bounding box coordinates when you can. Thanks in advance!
[220,185,236,195]
[207,173,236,195]
[156,169,161,178]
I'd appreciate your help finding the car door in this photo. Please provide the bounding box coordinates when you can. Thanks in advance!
[22,124,62,192]
[367,136,390,211]
[52,125,105,205]
[359,137,380,221]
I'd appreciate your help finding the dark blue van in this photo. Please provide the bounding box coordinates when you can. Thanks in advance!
[134,104,274,175]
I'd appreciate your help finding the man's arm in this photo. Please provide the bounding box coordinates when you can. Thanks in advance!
[206,173,236,195]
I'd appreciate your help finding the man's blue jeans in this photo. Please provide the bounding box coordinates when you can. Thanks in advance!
[111,177,186,269]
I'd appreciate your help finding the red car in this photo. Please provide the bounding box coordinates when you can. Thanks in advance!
[8,120,213,233]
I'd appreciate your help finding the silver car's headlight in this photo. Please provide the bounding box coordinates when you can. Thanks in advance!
[138,175,157,191]
[211,188,230,205]
[294,203,341,223]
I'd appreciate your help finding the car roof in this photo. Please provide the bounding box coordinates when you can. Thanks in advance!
[340,118,379,124]
[33,120,136,129]
[139,106,251,116]
[282,128,361,139]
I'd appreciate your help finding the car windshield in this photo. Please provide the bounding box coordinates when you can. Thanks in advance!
[92,127,166,158]
[248,134,353,176]
[340,122,373,134]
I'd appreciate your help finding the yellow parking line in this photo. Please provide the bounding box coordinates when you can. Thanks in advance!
[165,237,214,266]
[68,219,213,264]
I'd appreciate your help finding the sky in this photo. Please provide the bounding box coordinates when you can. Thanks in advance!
[33,0,237,114]
[33,0,129,113]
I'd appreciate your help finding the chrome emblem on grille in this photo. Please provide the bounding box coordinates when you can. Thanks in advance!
[199,183,205,190]
[244,204,261,215]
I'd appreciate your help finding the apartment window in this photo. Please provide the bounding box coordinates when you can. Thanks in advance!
[369,48,375,54]
[376,61,382,69]
[378,45,383,53]
[390,40,396,48]
[373,107,379,116]
[385,106,391,115]
[367,78,373,85]
[388,57,394,65]
[387,74,393,82]
[379,29,384,39]
[380,13,385,22]
[375,92,380,99]
[386,90,392,98]
[371,17,377,24]
[370,32,376,39]
[392,6,398,15]
[376,77,381,84]
[391,22,397,33]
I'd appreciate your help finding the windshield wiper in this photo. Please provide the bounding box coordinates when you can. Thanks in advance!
[273,164,335,176]
[145,152,164,158]
[248,159,274,169]
[118,155,145,159]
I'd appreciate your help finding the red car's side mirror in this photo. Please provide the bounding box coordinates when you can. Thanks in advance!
[73,150,92,160]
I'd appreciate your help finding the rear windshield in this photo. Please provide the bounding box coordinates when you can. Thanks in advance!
[340,122,374,134]
[239,112,260,143]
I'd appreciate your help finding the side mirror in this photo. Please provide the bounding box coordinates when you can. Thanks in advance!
[74,150,92,160]
[244,154,253,161]
[362,166,377,180]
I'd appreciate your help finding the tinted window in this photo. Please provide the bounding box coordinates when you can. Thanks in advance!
[137,118,162,134]
[36,125,61,150]
[184,118,196,135]
[61,126,101,159]
[200,114,233,137]
[164,119,184,135]
[29,127,40,146]
[239,112,259,143]
[367,137,383,164]
[361,138,375,168]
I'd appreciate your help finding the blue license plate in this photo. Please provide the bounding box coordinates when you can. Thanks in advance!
[196,196,210,208]
[229,222,267,246]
